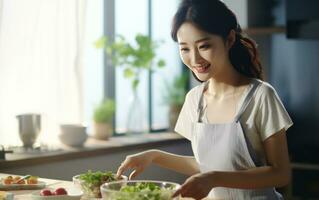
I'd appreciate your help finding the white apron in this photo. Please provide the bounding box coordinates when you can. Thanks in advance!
[191,79,283,200]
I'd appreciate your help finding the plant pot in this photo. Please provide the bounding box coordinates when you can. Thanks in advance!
[169,104,182,132]
[93,122,113,140]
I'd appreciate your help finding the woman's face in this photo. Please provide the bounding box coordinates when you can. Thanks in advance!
[177,22,232,82]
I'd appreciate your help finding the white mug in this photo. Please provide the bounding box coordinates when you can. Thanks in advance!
[16,113,41,147]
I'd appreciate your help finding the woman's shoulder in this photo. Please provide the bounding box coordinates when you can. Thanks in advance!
[255,80,279,101]
[254,79,277,98]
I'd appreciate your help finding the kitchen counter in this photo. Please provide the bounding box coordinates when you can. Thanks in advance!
[0,133,193,183]
[0,173,212,200]
[0,132,187,170]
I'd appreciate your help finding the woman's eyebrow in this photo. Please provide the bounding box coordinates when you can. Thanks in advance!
[195,37,210,43]
[178,37,210,45]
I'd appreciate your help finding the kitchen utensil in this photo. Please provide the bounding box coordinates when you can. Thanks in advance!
[0,145,13,160]
[16,114,41,148]
[12,175,31,184]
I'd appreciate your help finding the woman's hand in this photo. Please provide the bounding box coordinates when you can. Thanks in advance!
[172,172,215,200]
[116,150,156,180]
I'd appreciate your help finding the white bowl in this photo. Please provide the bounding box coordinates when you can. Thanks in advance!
[31,187,82,200]
[100,180,181,200]
[59,124,87,147]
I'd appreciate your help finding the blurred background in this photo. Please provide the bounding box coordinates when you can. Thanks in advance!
[0,0,319,199]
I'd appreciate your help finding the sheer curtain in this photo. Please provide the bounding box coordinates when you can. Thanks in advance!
[0,0,86,145]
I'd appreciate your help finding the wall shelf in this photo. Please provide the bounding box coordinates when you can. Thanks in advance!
[243,26,286,35]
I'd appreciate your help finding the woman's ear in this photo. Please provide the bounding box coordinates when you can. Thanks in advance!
[226,29,236,50]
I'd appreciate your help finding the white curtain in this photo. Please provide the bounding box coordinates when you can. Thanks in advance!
[0,0,86,145]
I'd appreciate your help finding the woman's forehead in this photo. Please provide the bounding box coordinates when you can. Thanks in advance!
[177,22,220,44]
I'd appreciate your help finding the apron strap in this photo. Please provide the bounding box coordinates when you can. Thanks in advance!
[235,79,263,167]
[197,81,209,122]
[197,79,261,123]
[234,79,261,122]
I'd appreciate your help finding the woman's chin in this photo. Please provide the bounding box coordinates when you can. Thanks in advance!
[196,73,211,82]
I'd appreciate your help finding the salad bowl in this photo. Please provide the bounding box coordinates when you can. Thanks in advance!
[100,180,181,200]
[73,171,127,198]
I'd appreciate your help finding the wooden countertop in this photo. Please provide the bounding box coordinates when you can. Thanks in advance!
[0,133,188,170]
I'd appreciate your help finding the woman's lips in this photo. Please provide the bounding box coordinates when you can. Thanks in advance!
[195,64,210,73]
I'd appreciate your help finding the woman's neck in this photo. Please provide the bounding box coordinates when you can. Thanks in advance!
[206,71,249,98]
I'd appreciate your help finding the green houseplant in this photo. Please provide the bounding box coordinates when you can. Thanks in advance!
[95,34,165,91]
[95,34,166,134]
[93,99,115,140]
[162,73,189,131]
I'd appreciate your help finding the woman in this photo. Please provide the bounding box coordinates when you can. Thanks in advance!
[116,0,293,199]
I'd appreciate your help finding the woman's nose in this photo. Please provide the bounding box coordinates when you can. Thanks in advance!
[191,49,204,66]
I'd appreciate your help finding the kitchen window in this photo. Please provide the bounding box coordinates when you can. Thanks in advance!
[85,0,182,134]
[0,0,182,147]
[0,0,86,146]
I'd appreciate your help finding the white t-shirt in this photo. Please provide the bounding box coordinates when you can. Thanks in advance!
[175,79,293,164]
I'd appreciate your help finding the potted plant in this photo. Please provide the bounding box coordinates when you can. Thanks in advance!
[162,73,189,131]
[92,99,115,140]
[95,34,166,134]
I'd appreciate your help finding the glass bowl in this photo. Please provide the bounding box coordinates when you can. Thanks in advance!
[100,180,181,200]
[73,174,127,198]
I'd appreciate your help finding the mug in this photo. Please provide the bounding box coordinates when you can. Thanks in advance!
[16,114,41,148]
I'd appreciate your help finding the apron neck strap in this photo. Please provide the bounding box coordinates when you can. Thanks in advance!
[234,79,261,122]
[197,81,209,122]
[197,79,261,123]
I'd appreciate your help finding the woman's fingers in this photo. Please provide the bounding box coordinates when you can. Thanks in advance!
[116,165,125,178]
[172,182,192,198]
[116,153,150,179]
[172,187,182,197]
[116,159,131,177]
[117,157,144,179]
[129,166,144,180]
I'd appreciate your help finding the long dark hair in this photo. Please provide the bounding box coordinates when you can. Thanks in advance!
[171,0,264,82]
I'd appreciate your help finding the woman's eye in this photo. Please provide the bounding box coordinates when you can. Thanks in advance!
[199,44,210,49]
[180,48,189,52]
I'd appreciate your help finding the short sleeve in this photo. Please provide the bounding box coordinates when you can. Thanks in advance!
[255,84,293,141]
[174,91,195,141]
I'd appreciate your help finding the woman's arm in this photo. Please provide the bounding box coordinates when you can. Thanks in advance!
[173,129,291,198]
[151,150,200,176]
[117,149,200,179]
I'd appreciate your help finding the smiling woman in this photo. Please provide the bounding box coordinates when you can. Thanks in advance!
[0,0,86,145]
[116,0,293,199]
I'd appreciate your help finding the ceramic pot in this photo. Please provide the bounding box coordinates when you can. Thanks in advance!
[93,122,113,140]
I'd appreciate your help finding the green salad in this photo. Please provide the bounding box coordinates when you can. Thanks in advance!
[78,170,117,198]
[109,182,176,200]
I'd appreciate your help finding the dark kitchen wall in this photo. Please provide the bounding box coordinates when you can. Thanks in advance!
[270,0,319,163]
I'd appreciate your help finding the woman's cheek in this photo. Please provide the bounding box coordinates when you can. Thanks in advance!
[180,54,190,67]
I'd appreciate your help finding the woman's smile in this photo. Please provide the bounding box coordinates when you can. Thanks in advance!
[194,63,211,73]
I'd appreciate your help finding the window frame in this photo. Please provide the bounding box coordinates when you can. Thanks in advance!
[103,0,188,135]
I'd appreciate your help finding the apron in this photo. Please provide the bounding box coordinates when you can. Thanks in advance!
[191,79,283,200]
